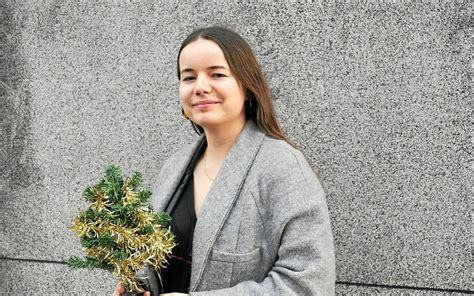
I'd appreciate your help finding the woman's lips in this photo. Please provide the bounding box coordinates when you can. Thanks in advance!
[193,101,218,109]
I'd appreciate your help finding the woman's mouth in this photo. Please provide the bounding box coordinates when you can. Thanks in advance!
[193,101,218,109]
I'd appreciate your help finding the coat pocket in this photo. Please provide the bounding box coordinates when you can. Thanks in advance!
[199,249,261,290]
[210,247,261,263]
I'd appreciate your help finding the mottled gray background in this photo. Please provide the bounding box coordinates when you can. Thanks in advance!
[1,0,471,295]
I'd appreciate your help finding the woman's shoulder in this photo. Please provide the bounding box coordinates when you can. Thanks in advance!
[258,136,305,167]
[251,135,325,203]
[259,135,322,182]
[250,135,318,184]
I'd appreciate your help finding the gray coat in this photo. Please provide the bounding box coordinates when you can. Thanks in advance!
[150,120,335,295]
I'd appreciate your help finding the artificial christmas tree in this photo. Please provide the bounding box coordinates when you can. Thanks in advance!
[69,165,174,293]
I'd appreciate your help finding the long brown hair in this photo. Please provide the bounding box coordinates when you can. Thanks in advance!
[177,26,291,145]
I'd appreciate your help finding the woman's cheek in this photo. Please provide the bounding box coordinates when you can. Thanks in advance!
[179,87,192,106]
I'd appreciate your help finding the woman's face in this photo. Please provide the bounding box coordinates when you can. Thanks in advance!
[179,38,246,132]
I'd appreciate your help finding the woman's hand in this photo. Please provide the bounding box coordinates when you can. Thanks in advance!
[112,282,125,296]
[112,282,150,296]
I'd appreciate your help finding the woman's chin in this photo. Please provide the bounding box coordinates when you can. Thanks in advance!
[192,116,220,128]
[194,121,219,130]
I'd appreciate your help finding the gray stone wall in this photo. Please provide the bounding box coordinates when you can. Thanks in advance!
[1,0,471,295]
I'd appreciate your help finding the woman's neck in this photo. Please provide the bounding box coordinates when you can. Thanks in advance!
[203,120,246,163]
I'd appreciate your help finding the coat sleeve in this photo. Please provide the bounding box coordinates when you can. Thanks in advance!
[190,148,336,296]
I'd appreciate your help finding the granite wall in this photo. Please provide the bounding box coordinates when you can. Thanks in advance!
[1,0,471,295]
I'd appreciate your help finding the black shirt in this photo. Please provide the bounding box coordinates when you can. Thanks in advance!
[160,138,206,293]
[160,175,196,293]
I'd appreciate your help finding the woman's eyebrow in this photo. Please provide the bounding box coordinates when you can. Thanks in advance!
[208,65,228,70]
[180,65,228,74]
[180,68,194,74]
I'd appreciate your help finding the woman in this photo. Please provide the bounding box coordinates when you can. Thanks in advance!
[114,26,335,296]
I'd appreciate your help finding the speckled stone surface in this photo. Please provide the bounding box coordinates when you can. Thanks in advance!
[0,259,116,295]
[2,0,471,294]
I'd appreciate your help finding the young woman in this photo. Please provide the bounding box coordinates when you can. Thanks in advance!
[114,26,335,296]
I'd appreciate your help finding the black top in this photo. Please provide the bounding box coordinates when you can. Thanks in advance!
[160,175,196,293]
[159,138,206,293]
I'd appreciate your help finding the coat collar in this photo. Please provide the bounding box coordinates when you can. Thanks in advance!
[151,119,265,290]
[151,135,205,214]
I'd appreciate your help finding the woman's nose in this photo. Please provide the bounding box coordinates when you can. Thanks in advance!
[194,76,212,95]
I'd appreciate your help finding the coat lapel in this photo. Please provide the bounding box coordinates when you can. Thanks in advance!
[151,135,206,213]
[190,120,265,291]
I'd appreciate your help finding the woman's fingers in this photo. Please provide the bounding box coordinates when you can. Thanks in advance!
[112,281,153,296]
[112,282,125,296]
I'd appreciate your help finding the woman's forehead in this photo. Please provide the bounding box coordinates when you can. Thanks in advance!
[179,39,229,70]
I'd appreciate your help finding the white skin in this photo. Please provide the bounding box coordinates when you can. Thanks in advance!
[113,38,247,296]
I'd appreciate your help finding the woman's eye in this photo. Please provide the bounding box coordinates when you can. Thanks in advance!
[182,76,195,81]
[212,73,226,78]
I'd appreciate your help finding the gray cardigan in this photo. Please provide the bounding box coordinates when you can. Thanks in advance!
[150,120,335,295]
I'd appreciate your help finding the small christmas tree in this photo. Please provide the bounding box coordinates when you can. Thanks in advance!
[68,165,175,293]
